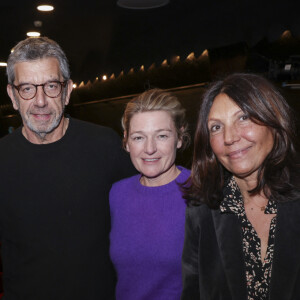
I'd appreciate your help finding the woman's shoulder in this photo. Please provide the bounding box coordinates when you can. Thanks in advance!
[110,174,140,193]
[186,203,214,223]
[177,165,190,173]
[177,165,191,182]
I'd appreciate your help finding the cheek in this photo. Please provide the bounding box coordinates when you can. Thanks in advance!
[209,136,224,156]
[163,141,177,157]
[127,142,142,158]
[259,129,274,152]
[19,102,30,114]
[55,99,64,110]
[241,126,256,140]
[242,125,273,147]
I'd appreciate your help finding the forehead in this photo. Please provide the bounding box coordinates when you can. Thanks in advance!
[14,57,61,84]
[129,110,175,131]
[208,93,241,119]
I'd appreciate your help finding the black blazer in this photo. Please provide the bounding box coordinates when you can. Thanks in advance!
[181,199,300,300]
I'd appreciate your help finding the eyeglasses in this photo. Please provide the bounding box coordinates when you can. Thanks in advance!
[13,81,67,100]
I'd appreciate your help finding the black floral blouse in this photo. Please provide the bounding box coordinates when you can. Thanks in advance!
[220,177,277,300]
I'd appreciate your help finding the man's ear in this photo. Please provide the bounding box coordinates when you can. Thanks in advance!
[7,84,19,111]
[64,80,73,106]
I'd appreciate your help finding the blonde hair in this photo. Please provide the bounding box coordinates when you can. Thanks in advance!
[122,88,190,150]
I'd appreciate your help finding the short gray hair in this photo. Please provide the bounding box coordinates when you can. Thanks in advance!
[7,37,70,84]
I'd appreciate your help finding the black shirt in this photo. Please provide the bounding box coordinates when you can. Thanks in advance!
[0,118,135,300]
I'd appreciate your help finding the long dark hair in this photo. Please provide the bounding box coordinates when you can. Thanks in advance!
[185,73,299,208]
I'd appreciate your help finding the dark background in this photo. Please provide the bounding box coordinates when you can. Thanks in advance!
[0,0,299,84]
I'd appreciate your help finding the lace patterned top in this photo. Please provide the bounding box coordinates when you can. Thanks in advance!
[220,177,277,300]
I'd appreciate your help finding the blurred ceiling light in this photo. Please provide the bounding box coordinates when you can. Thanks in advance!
[281,30,292,39]
[72,83,77,88]
[201,49,209,57]
[161,59,168,66]
[140,65,144,71]
[27,31,41,37]
[148,63,155,70]
[117,0,169,9]
[34,20,43,27]
[0,62,7,67]
[171,56,180,64]
[37,5,54,12]
[186,52,195,61]
[102,75,107,80]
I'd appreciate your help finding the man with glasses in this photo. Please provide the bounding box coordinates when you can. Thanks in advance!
[0,37,134,299]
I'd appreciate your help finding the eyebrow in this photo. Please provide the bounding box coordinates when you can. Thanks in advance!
[208,109,243,122]
[130,129,173,135]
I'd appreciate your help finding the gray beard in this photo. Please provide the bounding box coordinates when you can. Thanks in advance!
[24,105,65,139]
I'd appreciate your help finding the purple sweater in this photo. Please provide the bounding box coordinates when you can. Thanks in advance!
[109,166,190,300]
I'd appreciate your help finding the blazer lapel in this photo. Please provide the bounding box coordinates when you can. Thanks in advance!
[212,209,248,300]
[269,200,300,300]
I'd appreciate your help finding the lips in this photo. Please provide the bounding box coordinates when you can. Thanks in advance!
[227,146,251,159]
[142,158,159,162]
[31,112,52,119]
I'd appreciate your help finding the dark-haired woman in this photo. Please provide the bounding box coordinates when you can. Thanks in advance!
[181,73,300,300]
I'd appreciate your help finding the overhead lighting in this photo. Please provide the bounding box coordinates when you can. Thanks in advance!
[27,31,41,37]
[117,0,169,9]
[0,62,7,67]
[200,49,209,57]
[34,20,43,27]
[186,52,195,61]
[37,5,54,12]
[102,75,107,80]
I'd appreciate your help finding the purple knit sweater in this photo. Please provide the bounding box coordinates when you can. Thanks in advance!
[109,166,190,300]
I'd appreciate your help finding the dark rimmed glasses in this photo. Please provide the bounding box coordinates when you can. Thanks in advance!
[13,81,67,100]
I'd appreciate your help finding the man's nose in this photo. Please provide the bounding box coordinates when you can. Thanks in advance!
[33,86,47,107]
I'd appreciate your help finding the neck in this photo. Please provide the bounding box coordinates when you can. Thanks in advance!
[233,175,269,208]
[22,117,69,145]
[140,165,181,187]
[233,173,258,195]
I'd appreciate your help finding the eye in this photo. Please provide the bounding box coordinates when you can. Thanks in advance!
[210,124,221,133]
[20,85,34,93]
[157,134,168,140]
[239,114,249,121]
[46,82,59,90]
[132,136,144,141]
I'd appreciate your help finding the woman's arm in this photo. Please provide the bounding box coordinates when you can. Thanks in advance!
[181,206,200,300]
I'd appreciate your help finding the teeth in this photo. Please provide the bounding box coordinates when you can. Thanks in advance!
[144,158,158,161]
